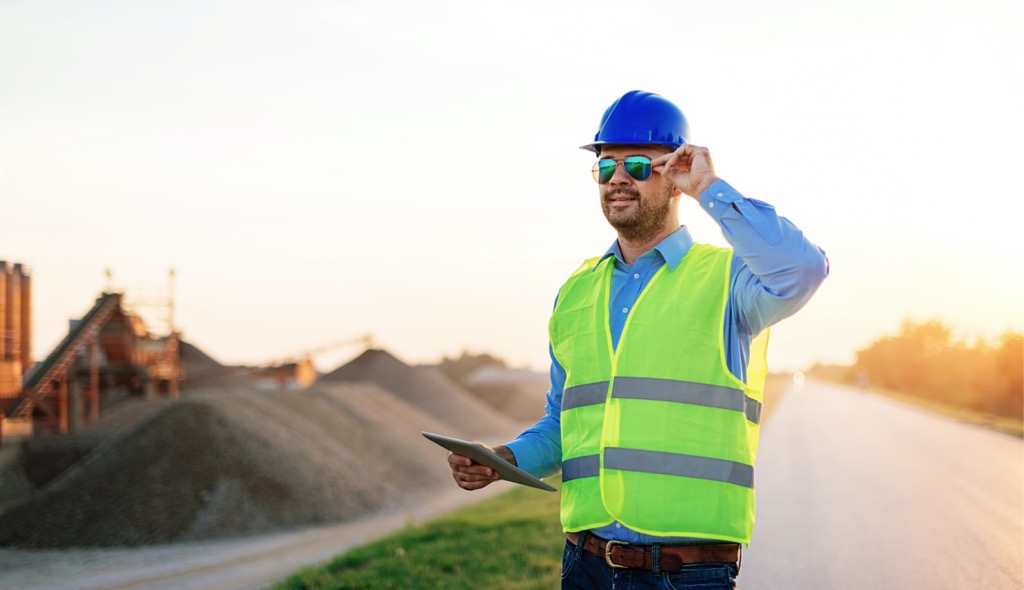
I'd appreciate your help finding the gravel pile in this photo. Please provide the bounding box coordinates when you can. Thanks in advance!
[0,382,458,548]
[463,366,549,422]
[0,345,533,548]
[0,398,176,513]
[323,349,517,437]
[178,340,252,389]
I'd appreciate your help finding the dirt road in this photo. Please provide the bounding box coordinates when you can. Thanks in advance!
[0,482,509,590]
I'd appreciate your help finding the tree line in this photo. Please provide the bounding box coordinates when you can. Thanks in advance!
[814,319,1022,420]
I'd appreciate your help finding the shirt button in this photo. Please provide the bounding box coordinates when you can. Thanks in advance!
[717,192,724,198]
[709,202,715,208]
[633,273,640,279]
[622,307,629,314]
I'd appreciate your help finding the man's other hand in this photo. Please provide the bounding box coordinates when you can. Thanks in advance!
[447,444,515,491]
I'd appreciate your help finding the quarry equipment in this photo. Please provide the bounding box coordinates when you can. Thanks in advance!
[0,262,32,440]
[1,266,184,443]
[244,334,374,391]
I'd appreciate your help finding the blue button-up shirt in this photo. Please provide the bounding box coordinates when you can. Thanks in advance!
[505,179,828,544]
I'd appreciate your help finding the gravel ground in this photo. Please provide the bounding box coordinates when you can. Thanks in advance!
[0,381,476,547]
[0,481,513,590]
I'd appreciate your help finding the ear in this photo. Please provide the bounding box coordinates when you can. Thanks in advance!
[670,185,684,198]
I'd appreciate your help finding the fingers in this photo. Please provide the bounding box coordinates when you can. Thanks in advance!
[654,144,717,199]
[652,159,687,176]
[661,144,707,166]
[652,144,703,176]
[452,470,498,490]
[650,151,674,166]
[680,145,713,175]
[650,152,680,176]
[447,451,499,491]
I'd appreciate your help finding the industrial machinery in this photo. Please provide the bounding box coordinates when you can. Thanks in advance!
[0,263,183,442]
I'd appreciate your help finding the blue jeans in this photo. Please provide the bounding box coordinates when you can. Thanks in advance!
[561,535,739,589]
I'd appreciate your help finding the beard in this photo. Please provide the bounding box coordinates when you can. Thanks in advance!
[601,185,673,241]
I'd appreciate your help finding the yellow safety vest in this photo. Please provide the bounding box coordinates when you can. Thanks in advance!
[550,244,769,544]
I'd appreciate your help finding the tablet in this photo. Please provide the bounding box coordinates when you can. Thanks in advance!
[422,431,557,492]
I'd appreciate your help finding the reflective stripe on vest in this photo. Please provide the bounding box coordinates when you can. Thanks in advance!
[562,454,599,481]
[561,446,758,489]
[562,382,611,411]
[612,377,762,425]
[604,448,755,488]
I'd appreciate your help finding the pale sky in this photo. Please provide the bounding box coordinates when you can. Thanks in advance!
[3,0,1021,374]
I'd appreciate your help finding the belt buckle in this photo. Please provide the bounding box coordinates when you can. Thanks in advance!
[604,540,628,569]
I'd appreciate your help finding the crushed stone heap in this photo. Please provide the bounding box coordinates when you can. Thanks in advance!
[462,366,549,422]
[0,382,456,548]
[323,349,518,438]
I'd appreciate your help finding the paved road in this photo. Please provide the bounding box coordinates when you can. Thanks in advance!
[743,379,1023,589]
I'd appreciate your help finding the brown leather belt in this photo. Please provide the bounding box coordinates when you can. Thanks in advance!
[567,531,740,574]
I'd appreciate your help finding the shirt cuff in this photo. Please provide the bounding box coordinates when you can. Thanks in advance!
[504,438,545,478]
[698,178,737,221]
[698,179,783,245]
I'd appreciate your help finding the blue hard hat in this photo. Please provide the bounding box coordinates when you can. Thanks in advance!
[580,90,690,153]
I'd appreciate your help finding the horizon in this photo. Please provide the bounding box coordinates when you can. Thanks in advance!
[19,283,1021,376]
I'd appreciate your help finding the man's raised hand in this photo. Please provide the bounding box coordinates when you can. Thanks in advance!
[652,144,721,199]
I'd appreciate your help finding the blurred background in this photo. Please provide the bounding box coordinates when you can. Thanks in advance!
[0,1,1021,588]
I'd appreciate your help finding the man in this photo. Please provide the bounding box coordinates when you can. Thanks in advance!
[448,90,828,589]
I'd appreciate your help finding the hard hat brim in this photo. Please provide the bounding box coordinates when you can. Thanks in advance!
[579,139,685,154]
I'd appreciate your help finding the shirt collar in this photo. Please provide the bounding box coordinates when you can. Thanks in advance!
[597,226,695,272]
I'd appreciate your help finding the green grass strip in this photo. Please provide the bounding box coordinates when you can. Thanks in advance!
[275,479,565,590]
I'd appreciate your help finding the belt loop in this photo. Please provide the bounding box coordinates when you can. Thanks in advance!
[652,543,661,575]
[576,531,589,563]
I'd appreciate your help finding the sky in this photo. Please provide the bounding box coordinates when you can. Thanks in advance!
[2,0,1022,374]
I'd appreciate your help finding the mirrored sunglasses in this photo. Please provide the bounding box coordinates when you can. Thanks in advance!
[592,156,653,184]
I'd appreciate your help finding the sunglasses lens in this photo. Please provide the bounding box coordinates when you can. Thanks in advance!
[592,157,653,183]
[623,157,652,181]
[593,160,617,184]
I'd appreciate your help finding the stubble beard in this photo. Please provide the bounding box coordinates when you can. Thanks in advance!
[601,186,672,242]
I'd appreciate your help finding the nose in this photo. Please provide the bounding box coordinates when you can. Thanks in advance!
[608,161,634,186]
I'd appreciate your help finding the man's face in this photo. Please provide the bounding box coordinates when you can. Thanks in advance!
[596,144,678,241]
